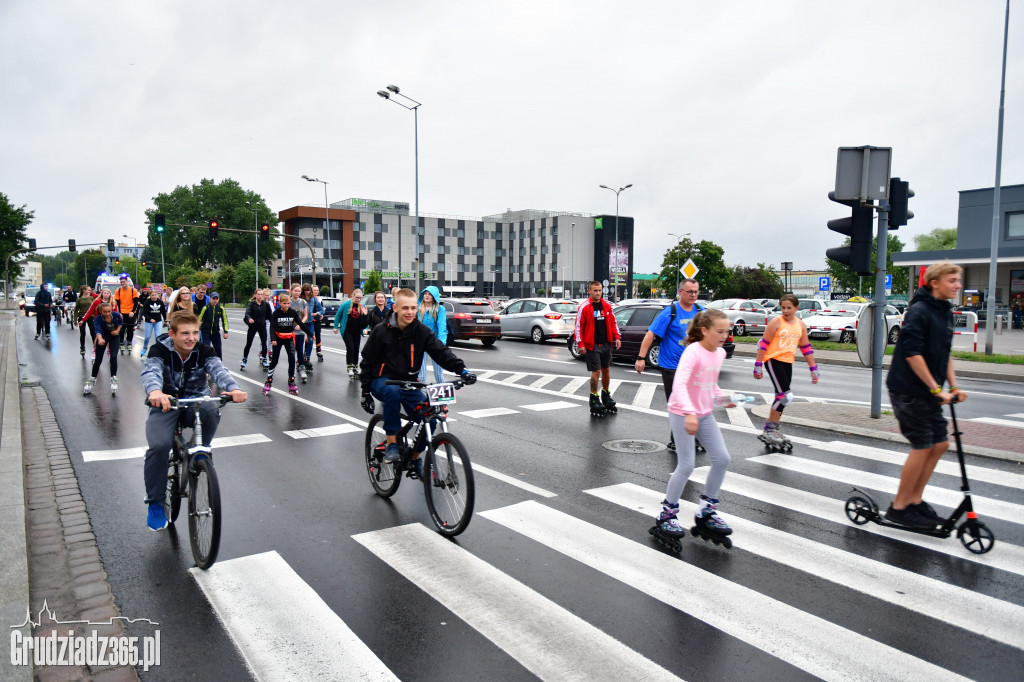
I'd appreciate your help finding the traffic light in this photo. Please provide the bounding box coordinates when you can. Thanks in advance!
[107,239,115,252]
[155,213,166,233]
[115,257,121,265]
[68,239,76,252]
[27,238,36,251]
[826,192,874,276]
[260,223,270,241]
[209,220,219,240]
[141,260,147,267]
[888,177,914,229]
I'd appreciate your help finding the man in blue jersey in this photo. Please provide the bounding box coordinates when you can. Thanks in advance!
[635,279,703,450]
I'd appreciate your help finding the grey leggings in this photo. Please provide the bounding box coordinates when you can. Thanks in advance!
[665,412,731,505]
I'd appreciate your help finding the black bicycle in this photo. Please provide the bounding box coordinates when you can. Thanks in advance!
[159,395,231,568]
[364,379,475,536]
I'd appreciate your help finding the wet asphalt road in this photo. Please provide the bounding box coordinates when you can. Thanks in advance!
[17,312,1024,681]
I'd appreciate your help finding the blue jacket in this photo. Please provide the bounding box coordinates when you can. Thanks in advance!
[417,286,447,343]
[93,311,123,341]
[335,299,368,335]
[141,333,240,398]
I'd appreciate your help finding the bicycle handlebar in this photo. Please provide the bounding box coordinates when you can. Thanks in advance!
[142,395,235,408]
[385,378,467,391]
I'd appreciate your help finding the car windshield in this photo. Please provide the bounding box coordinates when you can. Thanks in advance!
[321,298,340,305]
[550,303,577,313]
[814,311,856,317]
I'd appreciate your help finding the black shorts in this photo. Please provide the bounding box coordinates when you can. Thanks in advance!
[585,344,612,372]
[889,390,948,450]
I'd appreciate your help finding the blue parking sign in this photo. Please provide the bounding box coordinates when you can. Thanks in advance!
[819,276,830,291]
[884,274,892,288]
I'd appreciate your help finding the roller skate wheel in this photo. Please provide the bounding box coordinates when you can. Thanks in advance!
[721,536,733,549]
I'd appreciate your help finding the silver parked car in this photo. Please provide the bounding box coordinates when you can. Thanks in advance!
[803,303,903,344]
[705,299,769,336]
[499,298,578,342]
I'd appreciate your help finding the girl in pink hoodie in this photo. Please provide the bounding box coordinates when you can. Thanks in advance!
[655,309,736,538]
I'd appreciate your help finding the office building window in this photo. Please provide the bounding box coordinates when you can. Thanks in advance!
[1009,212,1024,239]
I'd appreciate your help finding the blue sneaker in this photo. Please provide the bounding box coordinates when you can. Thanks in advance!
[147,502,168,531]
[139,348,147,357]
[410,457,423,479]
[384,443,400,463]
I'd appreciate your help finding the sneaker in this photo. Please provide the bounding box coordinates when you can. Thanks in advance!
[147,502,168,531]
[409,456,423,479]
[139,348,147,357]
[911,501,943,523]
[884,504,936,530]
[384,443,401,463]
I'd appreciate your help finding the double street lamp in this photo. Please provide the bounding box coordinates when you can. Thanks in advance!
[302,175,333,294]
[599,183,632,303]
[377,84,422,289]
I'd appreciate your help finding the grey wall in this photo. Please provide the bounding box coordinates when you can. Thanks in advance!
[956,184,1024,249]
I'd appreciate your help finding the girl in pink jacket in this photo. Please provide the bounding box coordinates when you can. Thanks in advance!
[655,308,737,540]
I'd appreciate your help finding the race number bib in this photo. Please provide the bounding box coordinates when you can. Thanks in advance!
[426,382,457,406]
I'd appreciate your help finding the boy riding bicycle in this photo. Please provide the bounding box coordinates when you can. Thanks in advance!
[359,288,476,477]
[141,310,247,531]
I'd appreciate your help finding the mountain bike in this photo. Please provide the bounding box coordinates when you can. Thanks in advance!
[158,395,232,568]
[364,378,475,536]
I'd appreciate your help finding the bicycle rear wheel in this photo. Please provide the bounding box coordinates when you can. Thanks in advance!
[365,414,401,497]
[423,433,474,536]
[188,457,222,569]
[164,442,183,523]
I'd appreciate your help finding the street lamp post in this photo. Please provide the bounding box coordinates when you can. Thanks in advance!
[302,175,332,295]
[245,202,259,291]
[446,260,454,293]
[570,222,576,298]
[668,232,691,295]
[378,84,422,289]
[287,258,298,288]
[599,183,633,303]
[122,234,138,282]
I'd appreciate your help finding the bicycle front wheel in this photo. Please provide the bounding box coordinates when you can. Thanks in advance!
[423,433,474,536]
[365,414,401,497]
[188,457,222,569]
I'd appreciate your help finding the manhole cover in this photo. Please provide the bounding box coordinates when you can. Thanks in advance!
[602,439,666,454]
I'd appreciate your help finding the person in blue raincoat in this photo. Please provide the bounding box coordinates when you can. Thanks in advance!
[334,288,368,378]
[417,285,447,384]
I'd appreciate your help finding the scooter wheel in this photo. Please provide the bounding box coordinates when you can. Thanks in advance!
[844,496,874,525]
[957,520,995,555]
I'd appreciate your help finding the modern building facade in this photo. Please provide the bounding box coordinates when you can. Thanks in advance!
[278,198,635,300]
[892,183,1024,307]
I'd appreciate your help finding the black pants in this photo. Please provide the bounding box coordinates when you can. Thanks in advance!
[243,323,267,360]
[79,321,96,350]
[268,337,296,380]
[92,337,120,378]
[343,326,362,366]
[35,308,51,336]
[119,315,135,347]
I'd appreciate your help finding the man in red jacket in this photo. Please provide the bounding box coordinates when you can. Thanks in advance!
[575,281,621,415]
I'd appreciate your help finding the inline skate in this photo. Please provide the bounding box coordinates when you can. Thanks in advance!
[83,378,96,395]
[298,365,308,384]
[110,376,119,396]
[317,351,324,362]
[648,502,686,553]
[347,365,358,380]
[589,393,606,418]
[262,377,272,395]
[757,421,792,452]
[691,495,733,548]
[288,381,299,395]
[601,389,617,414]
[240,356,247,370]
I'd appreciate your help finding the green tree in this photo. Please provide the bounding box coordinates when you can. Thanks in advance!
[825,234,909,295]
[146,178,282,270]
[718,263,784,299]
[168,265,195,289]
[111,257,151,288]
[233,258,269,297]
[0,192,33,289]
[913,227,957,251]
[635,278,654,297]
[73,249,108,290]
[190,269,217,289]
[656,238,729,299]
[363,270,383,295]
[214,264,237,302]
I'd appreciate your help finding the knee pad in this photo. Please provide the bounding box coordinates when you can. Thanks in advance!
[781,391,794,407]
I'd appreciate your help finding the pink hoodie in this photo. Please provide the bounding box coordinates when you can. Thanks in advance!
[667,342,726,417]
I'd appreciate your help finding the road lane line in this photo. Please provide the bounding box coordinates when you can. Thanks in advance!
[687,467,1024,575]
[352,523,678,682]
[458,407,519,419]
[283,424,362,439]
[968,417,1024,429]
[749,454,1024,524]
[82,433,271,462]
[530,375,557,388]
[631,382,656,409]
[519,401,578,412]
[468,462,556,497]
[481,501,966,681]
[191,551,397,682]
[586,483,1024,651]
[518,355,576,365]
[812,440,1024,491]
[559,377,589,395]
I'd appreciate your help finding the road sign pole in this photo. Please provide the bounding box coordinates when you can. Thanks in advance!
[871,202,889,419]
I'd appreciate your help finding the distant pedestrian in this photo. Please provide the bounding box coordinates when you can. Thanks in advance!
[33,283,53,339]
[367,291,388,331]
[885,262,966,529]
[198,292,229,359]
[334,288,368,378]
[416,286,447,384]
[139,288,167,357]
[575,281,621,416]
[73,286,96,356]
[241,289,270,369]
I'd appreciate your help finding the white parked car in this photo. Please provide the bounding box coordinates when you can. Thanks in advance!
[705,299,769,336]
[802,303,903,344]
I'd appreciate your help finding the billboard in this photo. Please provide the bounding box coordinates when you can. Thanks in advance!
[610,241,629,285]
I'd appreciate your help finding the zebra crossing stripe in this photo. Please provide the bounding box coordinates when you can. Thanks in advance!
[519,401,578,412]
[749,454,1024,524]
[530,375,557,389]
[813,440,1024,491]
[559,377,590,395]
[352,523,680,682]
[283,424,361,439]
[82,433,271,462]
[481,501,966,681]
[687,467,1024,576]
[725,405,754,428]
[458,407,519,419]
[190,551,397,681]
[585,483,1024,651]
[504,372,529,384]
[631,382,657,409]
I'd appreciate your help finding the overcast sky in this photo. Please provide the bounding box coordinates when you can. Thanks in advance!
[2,0,1021,275]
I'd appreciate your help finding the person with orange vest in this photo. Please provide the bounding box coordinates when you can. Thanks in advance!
[112,275,140,355]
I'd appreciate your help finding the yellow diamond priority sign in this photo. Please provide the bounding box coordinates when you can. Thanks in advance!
[680,258,700,279]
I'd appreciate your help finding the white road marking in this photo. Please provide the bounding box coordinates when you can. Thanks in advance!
[482,502,966,681]
[687,467,1024,575]
[968,417,1024,429]
[631,382,657,408]
[607,378,622,395]
[726,405,754,428]
[529,374,557,388]
[458,407,519,419]
[468,462,556,497]
[559,377,589,395]
[519,401,579,412]
[191,551,397,682]
[504,373,528,384]
[474,370,497,380]
[749,453,1024,524]
[518,355,576,365]
[813,440,1024,490]
[283,424,362,439]
[586,483,1024,651]
[1008,413,1024,419]
[352,523,679,682]
[82,433,271,462]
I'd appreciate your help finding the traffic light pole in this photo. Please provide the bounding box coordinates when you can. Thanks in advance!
[870,202,889,419]
[171,223,314,287]
[4,242,107,310]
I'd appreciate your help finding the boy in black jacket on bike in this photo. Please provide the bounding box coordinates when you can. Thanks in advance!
[359,288,476,477]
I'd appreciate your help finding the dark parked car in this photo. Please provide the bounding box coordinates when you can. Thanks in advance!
[320,297,341,327]
[440,298,502,346]
[567,302,734,365]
